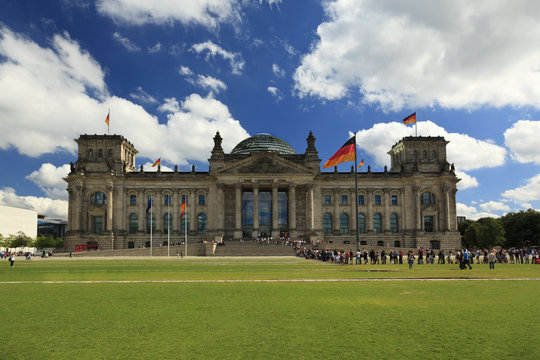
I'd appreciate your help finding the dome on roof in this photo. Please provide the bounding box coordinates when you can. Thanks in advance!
[230,133,296,155]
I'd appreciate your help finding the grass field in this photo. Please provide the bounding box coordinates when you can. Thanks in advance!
[1,257,539,359]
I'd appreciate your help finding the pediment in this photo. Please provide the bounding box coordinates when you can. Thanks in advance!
[217,153,311,175]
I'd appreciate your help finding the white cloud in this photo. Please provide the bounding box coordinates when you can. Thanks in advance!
[504,120,540,164]
[140,162,174,172]
[0,187,68,220]
[96,0,242,29]
[179,66,193,76]
[267,86,283,101]
[112,32,140,52]
[354,120,506,172]
[502,173,540,204]
[148,42,162,53]
[191,40,245,74]
[272,63,285,78]
[25,163,70,200]
[196,75,227,94]
[455,171,478,190]
[456,202,499,220]
[479,201,510,213]
[129,86,157,104]
[0,27,249,168]
[294,0,540,111]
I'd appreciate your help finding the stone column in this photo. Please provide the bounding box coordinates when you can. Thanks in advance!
[155,189,162,233]
[367,190,373,232]
[235,184,242,239]
[253,185,259,235]
[106,183,114,232]
[217,185,225,233]
[138,189,145,232]
[350,189,356,233]
[416,187,422,231]
[288,185,296,234]
[333,189,339,233]
[172,191,179,234]
[190,189,197,233]
[384,189,390,232]
[306,185,314,233]
[272,184,279,236]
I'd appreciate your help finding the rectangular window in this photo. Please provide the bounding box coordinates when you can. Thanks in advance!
[341,195,348,205]
[424,216,434,232]
[181,194,189,205]
[375,195,381,205]
[164,194,171,206]
[324,195,331,205]
[199,195,205,206]
[93,216,103,234]
[130,195,136,206]
[358,195,364,205]
[391,195,398,205]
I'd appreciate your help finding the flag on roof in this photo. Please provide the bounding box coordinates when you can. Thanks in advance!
[358,158,365,168]
[105,111,110,127]
[152,158,161,167]
[402,112,416,124]
[323,135,356,168]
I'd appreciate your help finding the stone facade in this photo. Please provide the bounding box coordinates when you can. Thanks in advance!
[64,132,461,251]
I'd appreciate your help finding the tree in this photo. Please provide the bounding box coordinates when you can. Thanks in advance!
[8,231,33,248]
[500,209,540,247]
[462,218,505,249]
[35,235,64,249]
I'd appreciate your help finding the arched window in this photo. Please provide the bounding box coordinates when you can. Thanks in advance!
[129,213,138,234]
[358,213,366,233]
[107,149,113,158]
[88,149,94,158]
[90,192,107,205]
[323,213,332,234]
[421,192,436,205]
[146,213,156,234]
[390,213,399,233]
[163,213,172,233]
[373,213,382,233]
[98,148,104,158]
[181,214,190,234]
[198,213,207,234]
[340,213,349,234]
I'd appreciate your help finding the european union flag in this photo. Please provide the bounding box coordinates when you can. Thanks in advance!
[146,198,152,214]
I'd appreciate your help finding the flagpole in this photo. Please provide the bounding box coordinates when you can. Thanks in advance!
[184,206,187,257]
[354,134,359,251]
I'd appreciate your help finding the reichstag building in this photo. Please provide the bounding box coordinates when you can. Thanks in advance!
[64,131,461,251]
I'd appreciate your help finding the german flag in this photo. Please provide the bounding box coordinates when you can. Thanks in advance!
[323,136,356,168]
[402,112,416,124]
[181,199,186,219]
[105,111,110,127]
[152,158,161,167]
[358,158,364,168]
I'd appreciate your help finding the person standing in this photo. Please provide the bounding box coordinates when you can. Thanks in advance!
[488,250,496,270]
[9,253,15,267]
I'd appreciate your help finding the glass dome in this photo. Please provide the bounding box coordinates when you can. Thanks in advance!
[230,133,296,155]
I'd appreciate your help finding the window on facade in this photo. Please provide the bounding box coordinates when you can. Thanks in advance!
[340,213,349,234]
[181,214,190,234]
[424,216,434,232]
[98,149,103,158]
[130,195,136,206]
[432,150,437,160]
[323,213,332,234]
[430,240,440,249]
[164,194,171,206]
[324,195,331,205]
[199,195,206,205]
[421,192,436,205]
[390,213,399,233]
[391,195,398,205]
[90,192,107,205]
[163,213,172,233]
[181,194,189,205]
[341,195,348,205]
[374,195,381,205]
[358,213,366,233]
[277,191,288,231]
[146,214,156,234]
[373,213,382,233]
[241,191,253,235]
[93,216,103,233]
[198,213,207,233]
[413,150,418,160]
[422,150,427,159]
[377,240,384,246]
[394,241,401,247]
[108,149,113,158]
[259,191,272,235]
[129,213,138,234]
[358,195,365,205]
[360,241,367,245]
[88,149,94,158]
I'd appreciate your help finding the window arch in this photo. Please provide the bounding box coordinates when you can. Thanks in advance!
[163,213,172,233]
[129,213,138,234]
[90,191,107,205]
[323,213,332,234]
[146,213,156,234]
[340,213,349,234]
[88,149,94,158]
[198,213,207,234]
[98,148,104,158]
[358,213,366,233]
[421,192,436,205]
[181,214,190,234]
[390,213,399,233]
[373,213,382,233]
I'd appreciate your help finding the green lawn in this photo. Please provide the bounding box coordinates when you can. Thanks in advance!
[1,257,539,359]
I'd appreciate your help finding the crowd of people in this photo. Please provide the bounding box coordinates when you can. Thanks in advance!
[295,246,539,269]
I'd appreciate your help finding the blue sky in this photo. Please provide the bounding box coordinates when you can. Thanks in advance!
[1,0,540,220]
